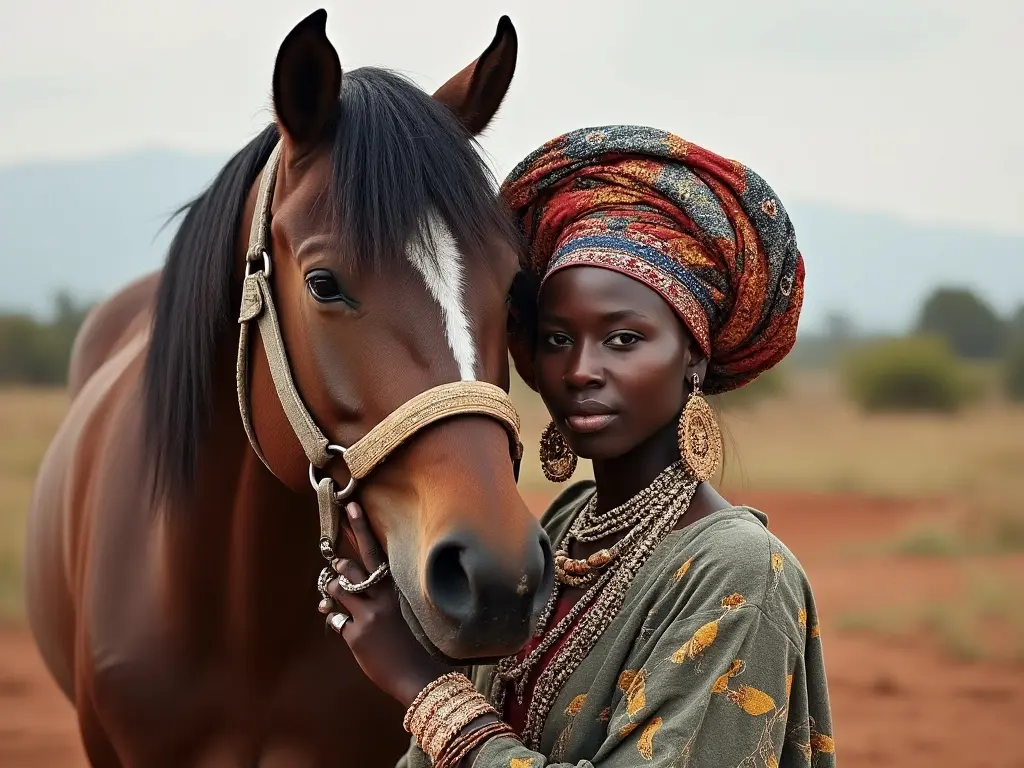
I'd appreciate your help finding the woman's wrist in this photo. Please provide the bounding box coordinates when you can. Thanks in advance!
[394,661,452,709]
[401,672,521,766]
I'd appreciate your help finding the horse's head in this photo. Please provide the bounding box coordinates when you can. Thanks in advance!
[242,10,551,661]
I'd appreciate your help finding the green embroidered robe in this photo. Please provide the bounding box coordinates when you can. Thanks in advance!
[397,482,836,767]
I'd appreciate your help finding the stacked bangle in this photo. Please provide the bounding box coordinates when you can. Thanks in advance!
[435,719,518,768]
[404,673,521,765]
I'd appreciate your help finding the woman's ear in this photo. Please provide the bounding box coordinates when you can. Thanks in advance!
[685,338,710,390]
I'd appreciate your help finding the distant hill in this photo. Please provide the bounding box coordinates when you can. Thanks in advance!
[1,149,1021,332]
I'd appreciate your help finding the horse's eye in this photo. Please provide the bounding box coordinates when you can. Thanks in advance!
[305,269,347,304]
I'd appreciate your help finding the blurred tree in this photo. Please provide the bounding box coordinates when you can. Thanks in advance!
[1009,304,1024,338]
[1005,337,1024,402]
[824,311,857,345]
[0,290,94,385]
[915,287,1005,359]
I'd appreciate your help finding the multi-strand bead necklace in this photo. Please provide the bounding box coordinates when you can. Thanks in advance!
[489,461,698,750]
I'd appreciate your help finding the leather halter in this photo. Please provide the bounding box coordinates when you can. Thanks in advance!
[236,140,523,562]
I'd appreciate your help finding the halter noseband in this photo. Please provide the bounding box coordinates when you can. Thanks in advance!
[235,140,523,565]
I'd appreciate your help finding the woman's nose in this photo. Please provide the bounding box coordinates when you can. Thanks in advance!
[563,341,604,390]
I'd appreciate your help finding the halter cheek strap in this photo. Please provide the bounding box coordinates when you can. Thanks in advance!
[235,140,524,565]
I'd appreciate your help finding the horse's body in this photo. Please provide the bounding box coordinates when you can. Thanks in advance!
[29,269,390,767]
[25,13,550,766]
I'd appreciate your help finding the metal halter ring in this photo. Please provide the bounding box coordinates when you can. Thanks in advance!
[308,444,357,500]
[244,249,272,278]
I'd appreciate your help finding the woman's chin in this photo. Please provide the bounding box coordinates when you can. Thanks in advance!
[567,435,628,462]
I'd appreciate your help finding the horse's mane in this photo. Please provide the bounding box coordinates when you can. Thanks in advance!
[143,67,517,503]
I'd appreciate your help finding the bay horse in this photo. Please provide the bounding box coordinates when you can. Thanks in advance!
[24,10,553,767]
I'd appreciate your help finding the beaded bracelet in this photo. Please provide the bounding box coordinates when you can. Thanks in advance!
[403,672,517,764]
[404,672,466,734]
[435,720,520,768]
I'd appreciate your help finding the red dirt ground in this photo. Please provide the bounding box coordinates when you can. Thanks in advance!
[2,491,1022,767]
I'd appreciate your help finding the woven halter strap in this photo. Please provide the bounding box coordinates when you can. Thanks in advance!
[236,140,523,562]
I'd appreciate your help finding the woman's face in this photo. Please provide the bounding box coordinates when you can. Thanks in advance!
[533,265,703,461]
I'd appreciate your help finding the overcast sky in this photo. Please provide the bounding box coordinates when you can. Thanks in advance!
[2,0,1021,235]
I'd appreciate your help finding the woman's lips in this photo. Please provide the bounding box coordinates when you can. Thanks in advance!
[565,413,617,433]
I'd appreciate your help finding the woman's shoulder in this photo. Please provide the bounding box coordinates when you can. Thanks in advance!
[655,506,817,645]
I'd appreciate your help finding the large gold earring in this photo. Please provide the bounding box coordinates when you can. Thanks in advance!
[539,421,577,483]
[678,373,722,484]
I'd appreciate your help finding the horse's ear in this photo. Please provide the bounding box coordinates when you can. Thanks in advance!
[433,16,518,136]
[272,9,342,153]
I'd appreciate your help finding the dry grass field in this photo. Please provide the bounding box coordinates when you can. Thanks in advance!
[0,387,66,620]
[1,375,1022,766]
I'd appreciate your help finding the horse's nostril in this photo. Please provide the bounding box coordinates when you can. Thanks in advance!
[425,528,554,633]
[425,538,472,622]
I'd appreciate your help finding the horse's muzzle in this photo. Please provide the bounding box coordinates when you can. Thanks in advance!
[424,525,554,656]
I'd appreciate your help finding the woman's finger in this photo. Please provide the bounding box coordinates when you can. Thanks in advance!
[326,558,371,609]
[344,502,386,571]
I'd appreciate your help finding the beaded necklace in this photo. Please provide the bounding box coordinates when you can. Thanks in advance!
[489,461,697,749]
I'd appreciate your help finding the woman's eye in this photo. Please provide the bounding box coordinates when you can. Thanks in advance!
[545,332,572,347]
[305,270,346,303]
[607,332,641,347]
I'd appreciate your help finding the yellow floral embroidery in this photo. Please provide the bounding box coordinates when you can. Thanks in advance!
[798,608,807,629]
[671,619,719,663]
[672,557,693,581]
[510,759,535,768]
[637,717,663,760]
[721,592,746,610]
[786,674,794,701]
[726,685,777,716]
[618,722,638,739]
[625,670,647,717]
[810,623,821,638]
[771,553,784,572]
[618,669,639,694]
[711,659,744,693]
[811,731,836,754]
[566,694,587,716]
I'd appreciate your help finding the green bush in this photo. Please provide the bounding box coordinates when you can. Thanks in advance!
[842,336,973,413]
[0,292,93,386]
[1005,337,1024,402]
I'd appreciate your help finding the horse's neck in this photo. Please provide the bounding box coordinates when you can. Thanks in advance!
[160,379,322,661]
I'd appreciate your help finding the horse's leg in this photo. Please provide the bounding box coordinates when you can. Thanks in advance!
[75,684,125,768]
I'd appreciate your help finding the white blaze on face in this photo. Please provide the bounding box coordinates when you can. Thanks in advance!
[406,214,478,382]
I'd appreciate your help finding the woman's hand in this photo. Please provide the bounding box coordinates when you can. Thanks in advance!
[322,501,451,708]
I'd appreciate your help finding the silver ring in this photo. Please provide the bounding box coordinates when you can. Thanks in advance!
[328,612,350,634]
[334,562,391,594]
[308,444,357,498]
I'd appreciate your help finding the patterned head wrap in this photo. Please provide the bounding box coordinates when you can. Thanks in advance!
[502,125,804,395]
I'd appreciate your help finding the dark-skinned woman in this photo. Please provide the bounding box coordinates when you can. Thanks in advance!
[322,125,836,768]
